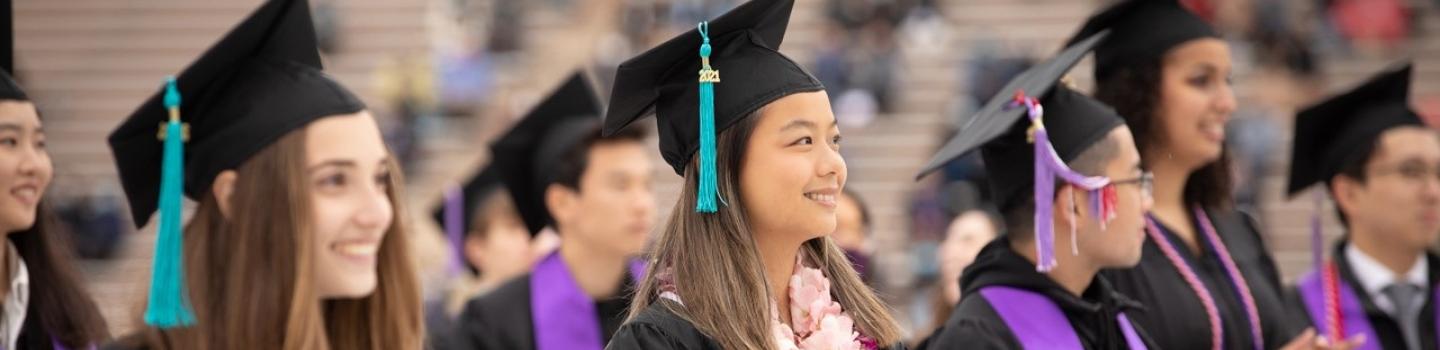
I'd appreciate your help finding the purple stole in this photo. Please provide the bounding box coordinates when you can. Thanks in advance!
[980,286,1147,349]
[529,252,646,350]
[1296,266,1439,350]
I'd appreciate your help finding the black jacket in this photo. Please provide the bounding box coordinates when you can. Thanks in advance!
[921,238,1158,350]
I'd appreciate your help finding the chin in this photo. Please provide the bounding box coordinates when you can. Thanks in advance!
[324,282,378,300]
[0,212,35,233]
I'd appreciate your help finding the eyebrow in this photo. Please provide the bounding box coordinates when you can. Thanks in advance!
[0,123,30,133]
[307,157,393,173]
[780,119,838,132]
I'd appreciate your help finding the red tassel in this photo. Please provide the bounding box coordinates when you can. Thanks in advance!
[1323,261,1344,342]
[1102,185,1117,222]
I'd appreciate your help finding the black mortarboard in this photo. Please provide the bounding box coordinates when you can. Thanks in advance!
[432,165,503,237]
[0,1,27,101]
[109,0,365,228]
[602,0,822,176]
[492,71,603,236]
[1287,63,1422,196]
[917,31,1117,188]
[1065,0,1218,80]
[917,32,1121,271]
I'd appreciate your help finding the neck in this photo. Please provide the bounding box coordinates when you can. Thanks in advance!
[1350,226,1425,277]
[754,228,804,325]
[558,234,629,300]
[474,272,506,292]
[1148,151,1202,250]
[1012,232,1097,296]
[1149,152,1193,215]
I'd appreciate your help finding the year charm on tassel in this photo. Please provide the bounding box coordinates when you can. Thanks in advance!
[699,64,720,83]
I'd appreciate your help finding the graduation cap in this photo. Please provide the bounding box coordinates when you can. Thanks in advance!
[1064,0,1218,80]
[107,0,364,328]
[0,0,27,101]
[492,71,604,236]
[1287,63,1422,196]
[602,0,823,213]
[917,32,1122,272]
[433,165,503,276]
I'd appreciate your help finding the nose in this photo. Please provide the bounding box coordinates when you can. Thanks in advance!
[16,144,50,182]
[1213,83,1237,121]
[353,181,394,231]
[817,143,847,185]
[632,182,655,220]
[1419,173,1440,203]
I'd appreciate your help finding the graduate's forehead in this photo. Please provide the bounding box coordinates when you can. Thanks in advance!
[304,111,388,167]
[753,91,835,134]
[0,100,39,129]
[1373,126,1440,164]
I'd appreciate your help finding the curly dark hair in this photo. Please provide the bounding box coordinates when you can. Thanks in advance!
[1093,58,1234,210]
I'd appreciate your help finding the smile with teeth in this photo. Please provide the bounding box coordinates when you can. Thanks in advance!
[11,186,36,202]
[804,192,836,205]
[334,242,379,258]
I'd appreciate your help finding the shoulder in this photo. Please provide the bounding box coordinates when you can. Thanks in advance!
[1205,207,1266,243]
[458,274,531,319]
[436,275,535,350]
[924,295,1014,349]
[606,301,718,350]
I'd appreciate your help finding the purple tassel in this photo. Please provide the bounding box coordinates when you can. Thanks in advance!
[1012,94,1111,272]
[443,183,465,276]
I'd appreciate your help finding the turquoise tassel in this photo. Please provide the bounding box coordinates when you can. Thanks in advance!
[145,77,196,328]
[696,21,722,213]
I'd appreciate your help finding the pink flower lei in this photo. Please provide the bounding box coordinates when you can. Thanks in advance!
[772,255,876,350]
[657,256,877,349]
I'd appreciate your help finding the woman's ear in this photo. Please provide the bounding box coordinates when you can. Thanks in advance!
[212,170,238,219]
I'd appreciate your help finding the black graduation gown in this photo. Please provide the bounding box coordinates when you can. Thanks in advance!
[435,272,635,350]
[920,238,1159,350]
[1101,209,1303,350]
[1282,240,1440,350]
[606,301,908,350]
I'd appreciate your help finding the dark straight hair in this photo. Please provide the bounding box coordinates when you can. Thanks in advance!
[11,203,110,348]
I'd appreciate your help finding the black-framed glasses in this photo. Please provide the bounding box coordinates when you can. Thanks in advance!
[1111,171,1154,199]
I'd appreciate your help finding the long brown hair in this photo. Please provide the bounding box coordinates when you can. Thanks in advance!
[626,113,902,349]
[135,127,423,349]
[9,203,110,348]
[1094,58,1234,209]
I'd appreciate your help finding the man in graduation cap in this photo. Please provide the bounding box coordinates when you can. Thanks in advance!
[424,165,532,334]
[1285,63,1438,350]
[915,32,1161,349]
[436,71,655,350]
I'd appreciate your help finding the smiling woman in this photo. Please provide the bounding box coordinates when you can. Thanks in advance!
[0,56,111,350]
[599,0,903,349]
[101,0,421,349]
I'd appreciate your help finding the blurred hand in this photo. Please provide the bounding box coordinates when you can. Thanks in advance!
[1279,328,1366,350]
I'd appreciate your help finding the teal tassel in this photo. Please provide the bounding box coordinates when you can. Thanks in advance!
[696,21,722,213]
[144,77,196,328]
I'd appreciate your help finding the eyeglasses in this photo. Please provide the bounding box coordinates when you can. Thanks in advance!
[1371,162,1440,184]
[1110,171,1154,199]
